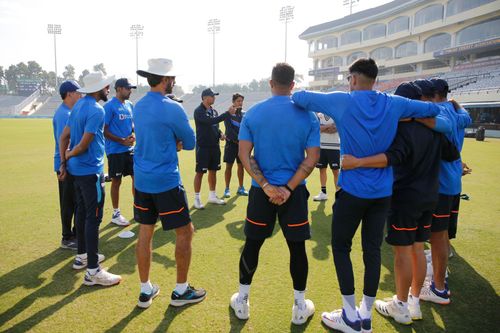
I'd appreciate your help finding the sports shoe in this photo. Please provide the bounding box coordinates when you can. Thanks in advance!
[83,267,121,286]
[375,296,412,325]
[61,239,77,250]
[230,292,249,320]
[237,186,249,196]
[170,285,206,307]
[292,299,315,325]
[356,307,372,333]
[193,197,204,209]
[313,191,328,201]
[137,284,160,309]
[420,282,450,305]
[207,196,226,205]
[72,253,105,270]
[111,212,130,226]
[223,188,231,198]
[407,295,422,321]
[321,309,361,333]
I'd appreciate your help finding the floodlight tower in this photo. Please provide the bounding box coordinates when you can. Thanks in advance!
[343,0,360,15]
[130,24,144,85]
[279,6,294,63]
[207,19,221,87]
[47,24,62,88]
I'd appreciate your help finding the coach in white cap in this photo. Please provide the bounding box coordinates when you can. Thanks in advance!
[59,71,122,286]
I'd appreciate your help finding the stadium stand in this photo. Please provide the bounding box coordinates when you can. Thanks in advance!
[0,95,32,116]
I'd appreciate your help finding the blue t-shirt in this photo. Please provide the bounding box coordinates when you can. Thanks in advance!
[104,97,134,155]
[52,103,71,172]
[238,95,320,187]
[66,95,105,176]
[292,90,442,199]
[133,91,195,193]
[436,102,472,195]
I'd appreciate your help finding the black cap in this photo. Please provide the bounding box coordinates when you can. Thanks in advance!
[394,82,423,101]
[114,78,137,89]
[413,79,436,98]
[430,78,450,94]
[201,88,219,98]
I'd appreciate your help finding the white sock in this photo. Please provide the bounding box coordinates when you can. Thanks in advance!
[113,208,120,214]
[175,282,188,295]
[342,294,358,322]
[141,280,153,294]
[408,294,420,305]
[395,297,409,310]
[239,284,250,301]
[209,191,217,198]
[87,267,99,275]
[359,294,375,319]
[294,289,306,308]
[195,193,200,200]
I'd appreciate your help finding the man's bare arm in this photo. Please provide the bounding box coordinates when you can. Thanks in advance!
[104,126,134,146]
[58,126,71,180]
[65,132,95,160]
[341,154,388,170]
[286,146,320,190]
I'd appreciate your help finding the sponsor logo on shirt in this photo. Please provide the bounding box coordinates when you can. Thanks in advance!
[119,114,133,120]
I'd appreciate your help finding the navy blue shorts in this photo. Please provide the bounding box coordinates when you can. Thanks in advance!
[431,194,460,237]
[223,141,241,164]
[386,202,435,246]
[316,149,340,170]
[107,151,134,178]
[196,146,221,173]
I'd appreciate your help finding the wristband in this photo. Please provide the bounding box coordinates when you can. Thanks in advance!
[285,184,293,192]
[262,182,269,189]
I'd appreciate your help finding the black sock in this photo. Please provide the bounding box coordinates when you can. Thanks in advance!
[321,186,327,194]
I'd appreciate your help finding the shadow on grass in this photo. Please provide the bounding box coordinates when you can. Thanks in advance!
[190,195,239,231]
[103,306,144,333]
[227,306,248,332]
[310,201,332,261]
[152,303,192,333]
[378,245,500,332]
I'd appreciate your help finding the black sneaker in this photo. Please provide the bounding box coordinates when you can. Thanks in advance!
[170,285,206,307]
[137,284,160,309]
[60,239,77,250]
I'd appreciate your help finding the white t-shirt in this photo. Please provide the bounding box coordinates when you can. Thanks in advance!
[317,113,340,150]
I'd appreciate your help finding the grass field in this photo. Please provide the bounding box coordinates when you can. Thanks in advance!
[0,118,499,333]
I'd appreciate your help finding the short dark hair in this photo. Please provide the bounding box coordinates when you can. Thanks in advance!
[271,63,295,86]
[232,93,244,102]
[349,58,378,80]
[147,74,164,87]
[60,92,68,100]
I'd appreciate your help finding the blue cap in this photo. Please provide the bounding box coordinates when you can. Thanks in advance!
[59,80,81,96]
[430,78,450,94]
[413,79,436,97]
[394,82,422,101]
[114,78,137,89]
[201,88,219,98]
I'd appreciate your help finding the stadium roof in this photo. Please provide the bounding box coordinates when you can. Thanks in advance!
[299,0,429,39]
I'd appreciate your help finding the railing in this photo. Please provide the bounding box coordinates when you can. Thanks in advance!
[13,89,40,115]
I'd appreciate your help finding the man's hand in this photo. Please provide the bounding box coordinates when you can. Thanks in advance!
[449,99,462,112]
[123,135,135,147]
[341,154,361,170]
[263,185,285,205]
[228,106,237,115]
[58,164,67,181]
[277,186,292,204]
[176,140,183,152]
[64,149,72,161]
[220,133,226,141]
[462,162,472,176]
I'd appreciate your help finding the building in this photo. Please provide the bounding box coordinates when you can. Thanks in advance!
[300,0,500,92]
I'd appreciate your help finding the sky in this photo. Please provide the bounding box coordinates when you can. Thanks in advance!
[0,0,390,91]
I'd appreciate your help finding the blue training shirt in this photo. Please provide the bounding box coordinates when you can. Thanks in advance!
[436,102,472,195]
[133,91,195,193]
[104,97,134,155]
[66,95,105,176]
[292,90,442,199]
[238,95,320,187]
[52,103,71,172]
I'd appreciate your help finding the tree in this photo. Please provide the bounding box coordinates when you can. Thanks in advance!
[0,66,4,81]
[5,65,18,91]
[27,61,43,79]
[78,69,90,85]
[93,63,107,75]
[63,64,76,80]
[16,62,29,79]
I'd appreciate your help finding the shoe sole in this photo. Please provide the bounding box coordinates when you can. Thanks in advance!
[83,279,121,287]
[137,289,160,309]
[291,313,314,325]
[420,298,450,305]
[111,220,131,226]
[170,294,206,307]
[60,244,77,250]
[313,198,327,201]
[321,316,359,333]
[375,306,412,325]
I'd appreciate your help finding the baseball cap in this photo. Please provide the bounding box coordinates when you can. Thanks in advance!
[115,78,137,89]
[394,82,422,101]
[201,88,219,98]
[430,78,450,94]
[59,80,81,96]
[413,79,436,97]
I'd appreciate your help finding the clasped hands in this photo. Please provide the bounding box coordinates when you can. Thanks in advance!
[263,185,291,206]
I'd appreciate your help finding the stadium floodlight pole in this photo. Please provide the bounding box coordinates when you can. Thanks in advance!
[279,6,294,63]
[130,24,144,86]
[47,24,62,88]
[343,0,360,15]
[207,18,220,87]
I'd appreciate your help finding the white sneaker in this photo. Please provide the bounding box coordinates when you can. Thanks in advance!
[207,196,226,205]
[193,197,204,209]
[374,296,412,325]
[408,295,422,321]
[321,309,361,333]
[111,213,130,226]
[292,299,315,325]
[313,191,328,201]
[420,283,450,305]
[83,267,121,286]
[230,292,249,320]
[72,253,105,270]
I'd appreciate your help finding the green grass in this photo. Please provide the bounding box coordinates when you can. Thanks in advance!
[0,118,499,332]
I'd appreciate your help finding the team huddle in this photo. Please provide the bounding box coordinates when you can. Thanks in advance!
[52,57,470,332]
